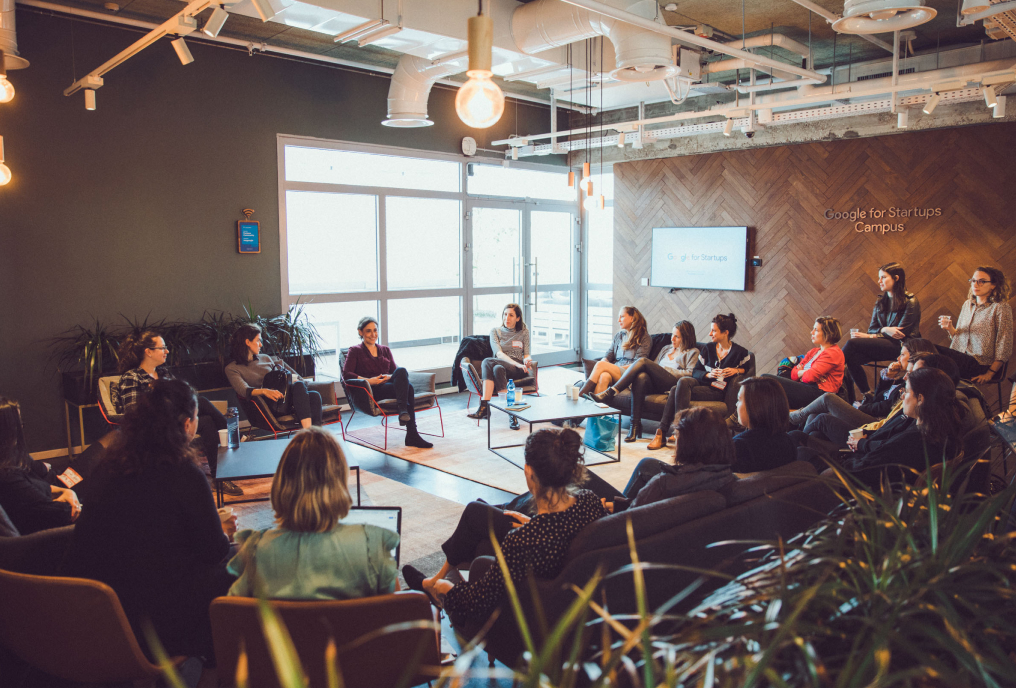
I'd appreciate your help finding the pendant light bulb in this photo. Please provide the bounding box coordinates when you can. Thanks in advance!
[586,180,593,196]
[598,194,605,209]
[455,14,505,129]
[0,75,14,104]
[567,170,574,187]
[582,161,590,181]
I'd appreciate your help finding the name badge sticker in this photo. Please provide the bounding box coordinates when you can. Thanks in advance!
[512,341,523,348]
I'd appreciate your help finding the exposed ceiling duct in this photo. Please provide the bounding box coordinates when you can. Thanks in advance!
[511,0,677,82]
[383,53,465,127]
[1,0,30,70]
[830,0,936,35]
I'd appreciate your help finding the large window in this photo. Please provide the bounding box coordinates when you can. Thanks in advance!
[279,138,579,380]
[585,170,614,351]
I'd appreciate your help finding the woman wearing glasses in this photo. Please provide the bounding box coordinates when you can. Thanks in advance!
[937,267,1013,383]
[115,331,234,494]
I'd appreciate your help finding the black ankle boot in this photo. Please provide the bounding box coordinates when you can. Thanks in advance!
[509,414,520,430]
[398,408,411,426]
[405,423,433,449]
[591,388,617,404]
[624,422,642,443]
[467,400,490,420]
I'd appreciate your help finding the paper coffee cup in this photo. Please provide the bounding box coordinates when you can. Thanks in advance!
[217,507,234,523]
[848,428,864,439]
[218,429,229,447]
[569,386,580,400]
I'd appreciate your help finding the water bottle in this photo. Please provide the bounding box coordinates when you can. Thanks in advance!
[226,407,240,448]
[506,379,516,408]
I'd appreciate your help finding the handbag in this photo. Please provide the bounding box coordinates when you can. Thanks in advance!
[261,365,291,416]
[584,415,619,452]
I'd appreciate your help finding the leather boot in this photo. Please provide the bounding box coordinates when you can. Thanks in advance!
[590,387,617,404]
[467,399,490,420]
[624,421,642,442]
[405,422,433,449]
[647,429,666,450]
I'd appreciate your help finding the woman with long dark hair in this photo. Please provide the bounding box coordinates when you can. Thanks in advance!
[465,303,533,431]
[730,377,797,473]
[225,323,323,428]
[115,330,234,494]
[937,266,1013,383]
[578,306,651,398]
[649,313,749,451]
[589,320,700,442]
[840,367,965,486]
[401,427,607,625]
[0,397,82,534]
[62,378,235,660]
[841,262,922,403]
[343,316,434,448]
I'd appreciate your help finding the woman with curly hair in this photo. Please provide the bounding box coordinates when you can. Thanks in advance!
[937,266,1013,383]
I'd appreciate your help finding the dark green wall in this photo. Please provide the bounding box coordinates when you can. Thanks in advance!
[0,9,564,452]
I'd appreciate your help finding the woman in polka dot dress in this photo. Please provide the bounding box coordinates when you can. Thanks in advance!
[402,428,607,625]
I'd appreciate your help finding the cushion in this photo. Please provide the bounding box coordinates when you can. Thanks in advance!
[565,490,726,559]
[719,461,818,506]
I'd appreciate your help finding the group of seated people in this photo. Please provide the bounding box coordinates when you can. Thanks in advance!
[0,260,1011,674]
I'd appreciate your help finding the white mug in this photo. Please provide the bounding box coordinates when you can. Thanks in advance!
[217,507,234,523]
[218,429,229,447]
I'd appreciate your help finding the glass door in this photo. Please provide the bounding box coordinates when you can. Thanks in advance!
[468,204,523,340]
[527,209,579,364]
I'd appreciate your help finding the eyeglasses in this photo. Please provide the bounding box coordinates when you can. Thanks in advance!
[969,279,994,286]
[148,346,170,352]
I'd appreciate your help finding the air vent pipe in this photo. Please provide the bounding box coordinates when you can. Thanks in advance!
[511,0,677,82]
[1,0,30,70]
[383,54,463,127]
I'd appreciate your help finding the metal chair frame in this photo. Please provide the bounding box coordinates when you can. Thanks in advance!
[461,358,540,426]
[341,378,444,451]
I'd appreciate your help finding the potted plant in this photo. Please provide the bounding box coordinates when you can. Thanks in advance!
[49,319,123,405]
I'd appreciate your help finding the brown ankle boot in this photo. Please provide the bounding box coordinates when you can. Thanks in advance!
[647,430,666,450]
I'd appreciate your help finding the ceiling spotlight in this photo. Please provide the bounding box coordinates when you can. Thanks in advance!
[172,37,195,65]
[511,147,518,160]
[0,136,10,186]
[897,109,909,128]
[831,0,936,35]
[922,93,940,115]
[455,10,505,129]
[202,6,229,37]
[960,0,990,14]
[249,0,276,23]
[983,86,997,108]
[617,131,626,147]
[663,2,678,10]
[85,89,96,110]
[994,96,1007,118]
[722,118,734,136]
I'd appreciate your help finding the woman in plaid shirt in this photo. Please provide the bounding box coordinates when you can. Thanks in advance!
[937,266,1013,384]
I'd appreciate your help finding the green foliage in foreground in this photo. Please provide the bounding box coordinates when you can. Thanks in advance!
[157,462,1016,688]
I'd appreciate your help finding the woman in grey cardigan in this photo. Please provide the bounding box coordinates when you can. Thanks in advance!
[224,324,322,428]
[466,303,533,429]
[589,321,699,442]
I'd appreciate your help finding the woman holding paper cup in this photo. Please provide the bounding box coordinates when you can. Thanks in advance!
[466,303,533,430]
[62,378,235,659]
[936,266,1012,383]
[116,330,235,494]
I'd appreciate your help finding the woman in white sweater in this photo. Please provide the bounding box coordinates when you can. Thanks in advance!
[589,321,699,442]
[467,303,533,429]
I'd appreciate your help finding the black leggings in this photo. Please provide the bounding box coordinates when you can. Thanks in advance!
[762,374,824,408]
[370,367,415,424]
[196,396,228,477]
[841,337,902,399]
[934,345,992,380]
[612,358,681,422]
[659,378,724,436]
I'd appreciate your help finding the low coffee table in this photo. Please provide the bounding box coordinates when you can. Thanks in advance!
[215,437,360,508]
[487,394,622,468]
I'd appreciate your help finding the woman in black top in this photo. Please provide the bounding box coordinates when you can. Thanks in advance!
[400,428,607,626]
[841,262,922,403]
[649,314,750,451]
[840,367,964,487]
[0,397,83,534]
[730,377,797,473]
[62,379,236,660]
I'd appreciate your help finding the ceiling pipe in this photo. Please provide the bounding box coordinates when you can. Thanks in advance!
[511,0,678,82]
[556,0,826,83]
[492,58,1016,145]
[382,54,464,127]
[786,0,895,52]
[1,0,29,70]
[724,33,811,58]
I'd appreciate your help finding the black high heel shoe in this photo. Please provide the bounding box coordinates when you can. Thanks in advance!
[467,400,490,420]
[590,388,617,404]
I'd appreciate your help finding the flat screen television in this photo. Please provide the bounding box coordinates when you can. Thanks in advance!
[650,226,748,291]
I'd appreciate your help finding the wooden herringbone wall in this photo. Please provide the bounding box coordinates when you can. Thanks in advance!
[613,123,1016,405]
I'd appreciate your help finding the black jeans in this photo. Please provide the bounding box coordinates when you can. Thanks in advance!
[659,377,724,436]
[196,396,228,477]
[935,345,992,380]
[286,380,323,427]
[763,374,824,408]
[612,359,681,423]
[622,458,669,499]
[371,367,415,424]
[841,337,902,399]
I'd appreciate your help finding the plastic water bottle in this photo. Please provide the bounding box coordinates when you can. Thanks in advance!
[226,407,240,448]
[506,379,516,408]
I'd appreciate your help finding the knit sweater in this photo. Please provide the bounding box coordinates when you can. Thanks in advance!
[489,326,530,366]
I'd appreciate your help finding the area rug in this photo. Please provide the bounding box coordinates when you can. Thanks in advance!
[341,367,675,495]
